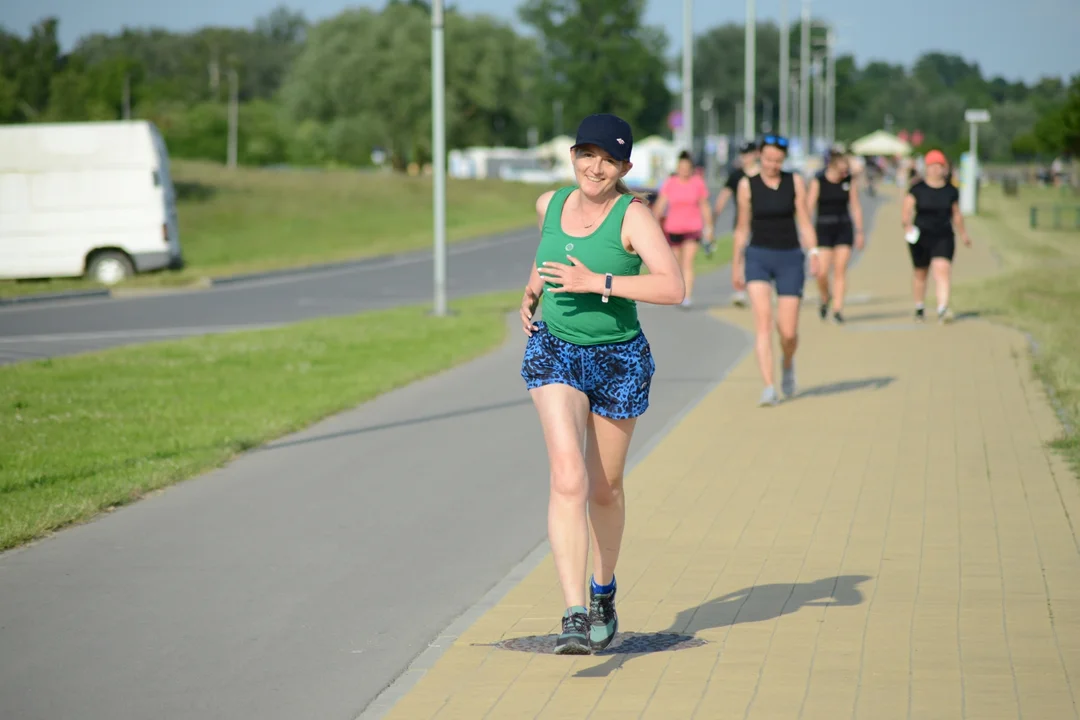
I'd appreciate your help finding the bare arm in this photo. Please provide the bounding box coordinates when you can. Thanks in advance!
[792,174,819,251]
[806,177,820,220]
[713,186,733,218]
[525,191,555,297]
[699,195,714,237]
[849,180,864,235]
[901,193,916,230]
[613,201,685,304]
[951,201,972,245]
[732,177,752,257]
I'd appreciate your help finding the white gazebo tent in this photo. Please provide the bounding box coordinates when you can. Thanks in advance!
[850,130,913,157]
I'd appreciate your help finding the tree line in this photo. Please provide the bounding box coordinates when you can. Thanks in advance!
[1,0,1077,169]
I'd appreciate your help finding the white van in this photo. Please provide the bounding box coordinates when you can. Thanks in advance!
[0,120,183,285]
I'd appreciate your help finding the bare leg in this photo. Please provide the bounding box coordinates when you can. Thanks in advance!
[831,245,853,314]
[748,281,776,388]
[586,413,637,586]
[529,383,591,609]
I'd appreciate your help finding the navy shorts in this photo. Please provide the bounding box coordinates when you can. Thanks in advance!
[521,322,655,420]
[744,245,807,297]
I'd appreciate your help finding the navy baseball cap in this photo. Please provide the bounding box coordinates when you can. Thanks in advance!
[738,141,759,154]
[572,113,633,162]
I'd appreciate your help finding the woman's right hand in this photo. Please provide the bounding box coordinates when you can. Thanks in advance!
[521,288,540,336]
[731,263,746,292]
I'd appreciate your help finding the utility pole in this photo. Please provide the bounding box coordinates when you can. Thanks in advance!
[779,0,789,136]
[431,0,448,316]
[826,28,836,146]
[799,0,811,156]
[813,53,824,151]
[226,68,238,169]
[122,73,131,120]
[682,0,694,151]
[744,0,756,142]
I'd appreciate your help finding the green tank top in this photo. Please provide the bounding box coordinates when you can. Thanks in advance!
[536,186,643,346]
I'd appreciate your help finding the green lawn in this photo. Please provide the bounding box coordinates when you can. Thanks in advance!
[961,183,1080,473]
[1,161,550,298]
[0,290,521,551]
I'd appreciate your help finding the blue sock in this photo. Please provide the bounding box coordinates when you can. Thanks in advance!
[591,575,616,595]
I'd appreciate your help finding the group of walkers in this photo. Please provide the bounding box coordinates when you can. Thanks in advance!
[517,112,972,654]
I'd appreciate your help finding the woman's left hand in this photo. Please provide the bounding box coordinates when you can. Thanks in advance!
[854,230,866,251]
[808,252,822,278]
[539,255,601,294]
[962,232,973,247]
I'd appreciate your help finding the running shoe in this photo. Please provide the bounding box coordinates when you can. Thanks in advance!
[832,311,845,325]
[781,364,798,399]
[938,307,955,324]
[554,606,591,655]
[819,298,830,320]
[679,297,693,310]
[759,386,779,407]
[588,583,619,651]
[914,307,926,322]
[703,239,716,257]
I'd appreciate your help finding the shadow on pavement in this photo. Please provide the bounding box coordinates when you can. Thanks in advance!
[795,376,896,400]
[474,575,873,679]
[258,398,534,451]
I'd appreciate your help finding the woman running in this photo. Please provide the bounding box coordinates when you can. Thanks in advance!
[731,134,821,406]
[519,113,684,654]
[901,149,972,323]
[714,141,761,307]
[652,150,712,308]
[807,147,865,324]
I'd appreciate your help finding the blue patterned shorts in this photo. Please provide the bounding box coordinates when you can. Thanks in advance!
[520,321,656,420]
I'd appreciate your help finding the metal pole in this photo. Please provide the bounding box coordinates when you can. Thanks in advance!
[735,101,743,140]
[744,0,755,142]
[813,54,823,151]
[226,69,237,169]
[791,74,800,141]
[432,0,448,316]
[682,0,694,151]
[122,74,131,120]
[799,0,811,156]
[826,28,836,145]
[970,121,978,212]
[779,0,789,136]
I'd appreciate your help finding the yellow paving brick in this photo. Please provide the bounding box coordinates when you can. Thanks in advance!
[372,191,1080,720]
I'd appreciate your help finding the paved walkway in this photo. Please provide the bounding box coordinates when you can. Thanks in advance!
[375,194,1080,719]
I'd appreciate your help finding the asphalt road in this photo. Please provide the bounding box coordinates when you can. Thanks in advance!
[0,274,749,720]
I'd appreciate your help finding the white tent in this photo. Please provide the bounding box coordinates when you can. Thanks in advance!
[850,130,913,157]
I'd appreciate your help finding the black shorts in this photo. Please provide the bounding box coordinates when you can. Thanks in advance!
[816,219,853,248]
[908,233,955,269]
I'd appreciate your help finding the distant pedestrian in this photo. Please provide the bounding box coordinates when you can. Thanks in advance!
[730,134,821,406]
[901,149,972,323]
[807,147,865,324]
[652,150,712,309]
[715,141,761,308]
[519,113,684,654]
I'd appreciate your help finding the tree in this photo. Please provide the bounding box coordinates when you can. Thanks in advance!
[519,0,671,141]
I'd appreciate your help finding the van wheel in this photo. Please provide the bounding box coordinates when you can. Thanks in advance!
[87,251,134,286]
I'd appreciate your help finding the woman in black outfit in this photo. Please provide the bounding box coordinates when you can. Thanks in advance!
[807,148,865,324]
[901,149,972,323]
[732,134,821,406]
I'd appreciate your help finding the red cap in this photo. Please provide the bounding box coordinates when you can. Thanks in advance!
[924,150,947,167]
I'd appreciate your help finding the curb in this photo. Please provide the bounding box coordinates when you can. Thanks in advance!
[0,288,111,306]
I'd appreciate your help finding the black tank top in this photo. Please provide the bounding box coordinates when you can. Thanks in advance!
[749,172,800,250]
[816,171,851,220]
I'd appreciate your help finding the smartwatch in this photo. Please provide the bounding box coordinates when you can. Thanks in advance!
[601,273,613,303]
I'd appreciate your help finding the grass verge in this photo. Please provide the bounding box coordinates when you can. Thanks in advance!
[961,184,1080,473]
[1,161,551,299]
[0,290,521,552]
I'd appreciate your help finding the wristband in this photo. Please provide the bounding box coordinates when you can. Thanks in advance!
[601,273,613,303]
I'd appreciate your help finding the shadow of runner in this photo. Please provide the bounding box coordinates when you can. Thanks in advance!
[473,575,872,679]
[795,376,895,400]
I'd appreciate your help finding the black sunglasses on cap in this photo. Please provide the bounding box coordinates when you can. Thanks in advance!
[761,134,790,149]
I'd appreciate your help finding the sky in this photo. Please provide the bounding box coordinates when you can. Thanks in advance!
[3,0,1077,85]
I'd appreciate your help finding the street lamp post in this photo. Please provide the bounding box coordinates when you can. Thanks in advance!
[431,0,448,316]
[682,0,694,152]
[744,0,755,141]
[799,0,811,156]
[779,0,789,136]
[825,28,836,146]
